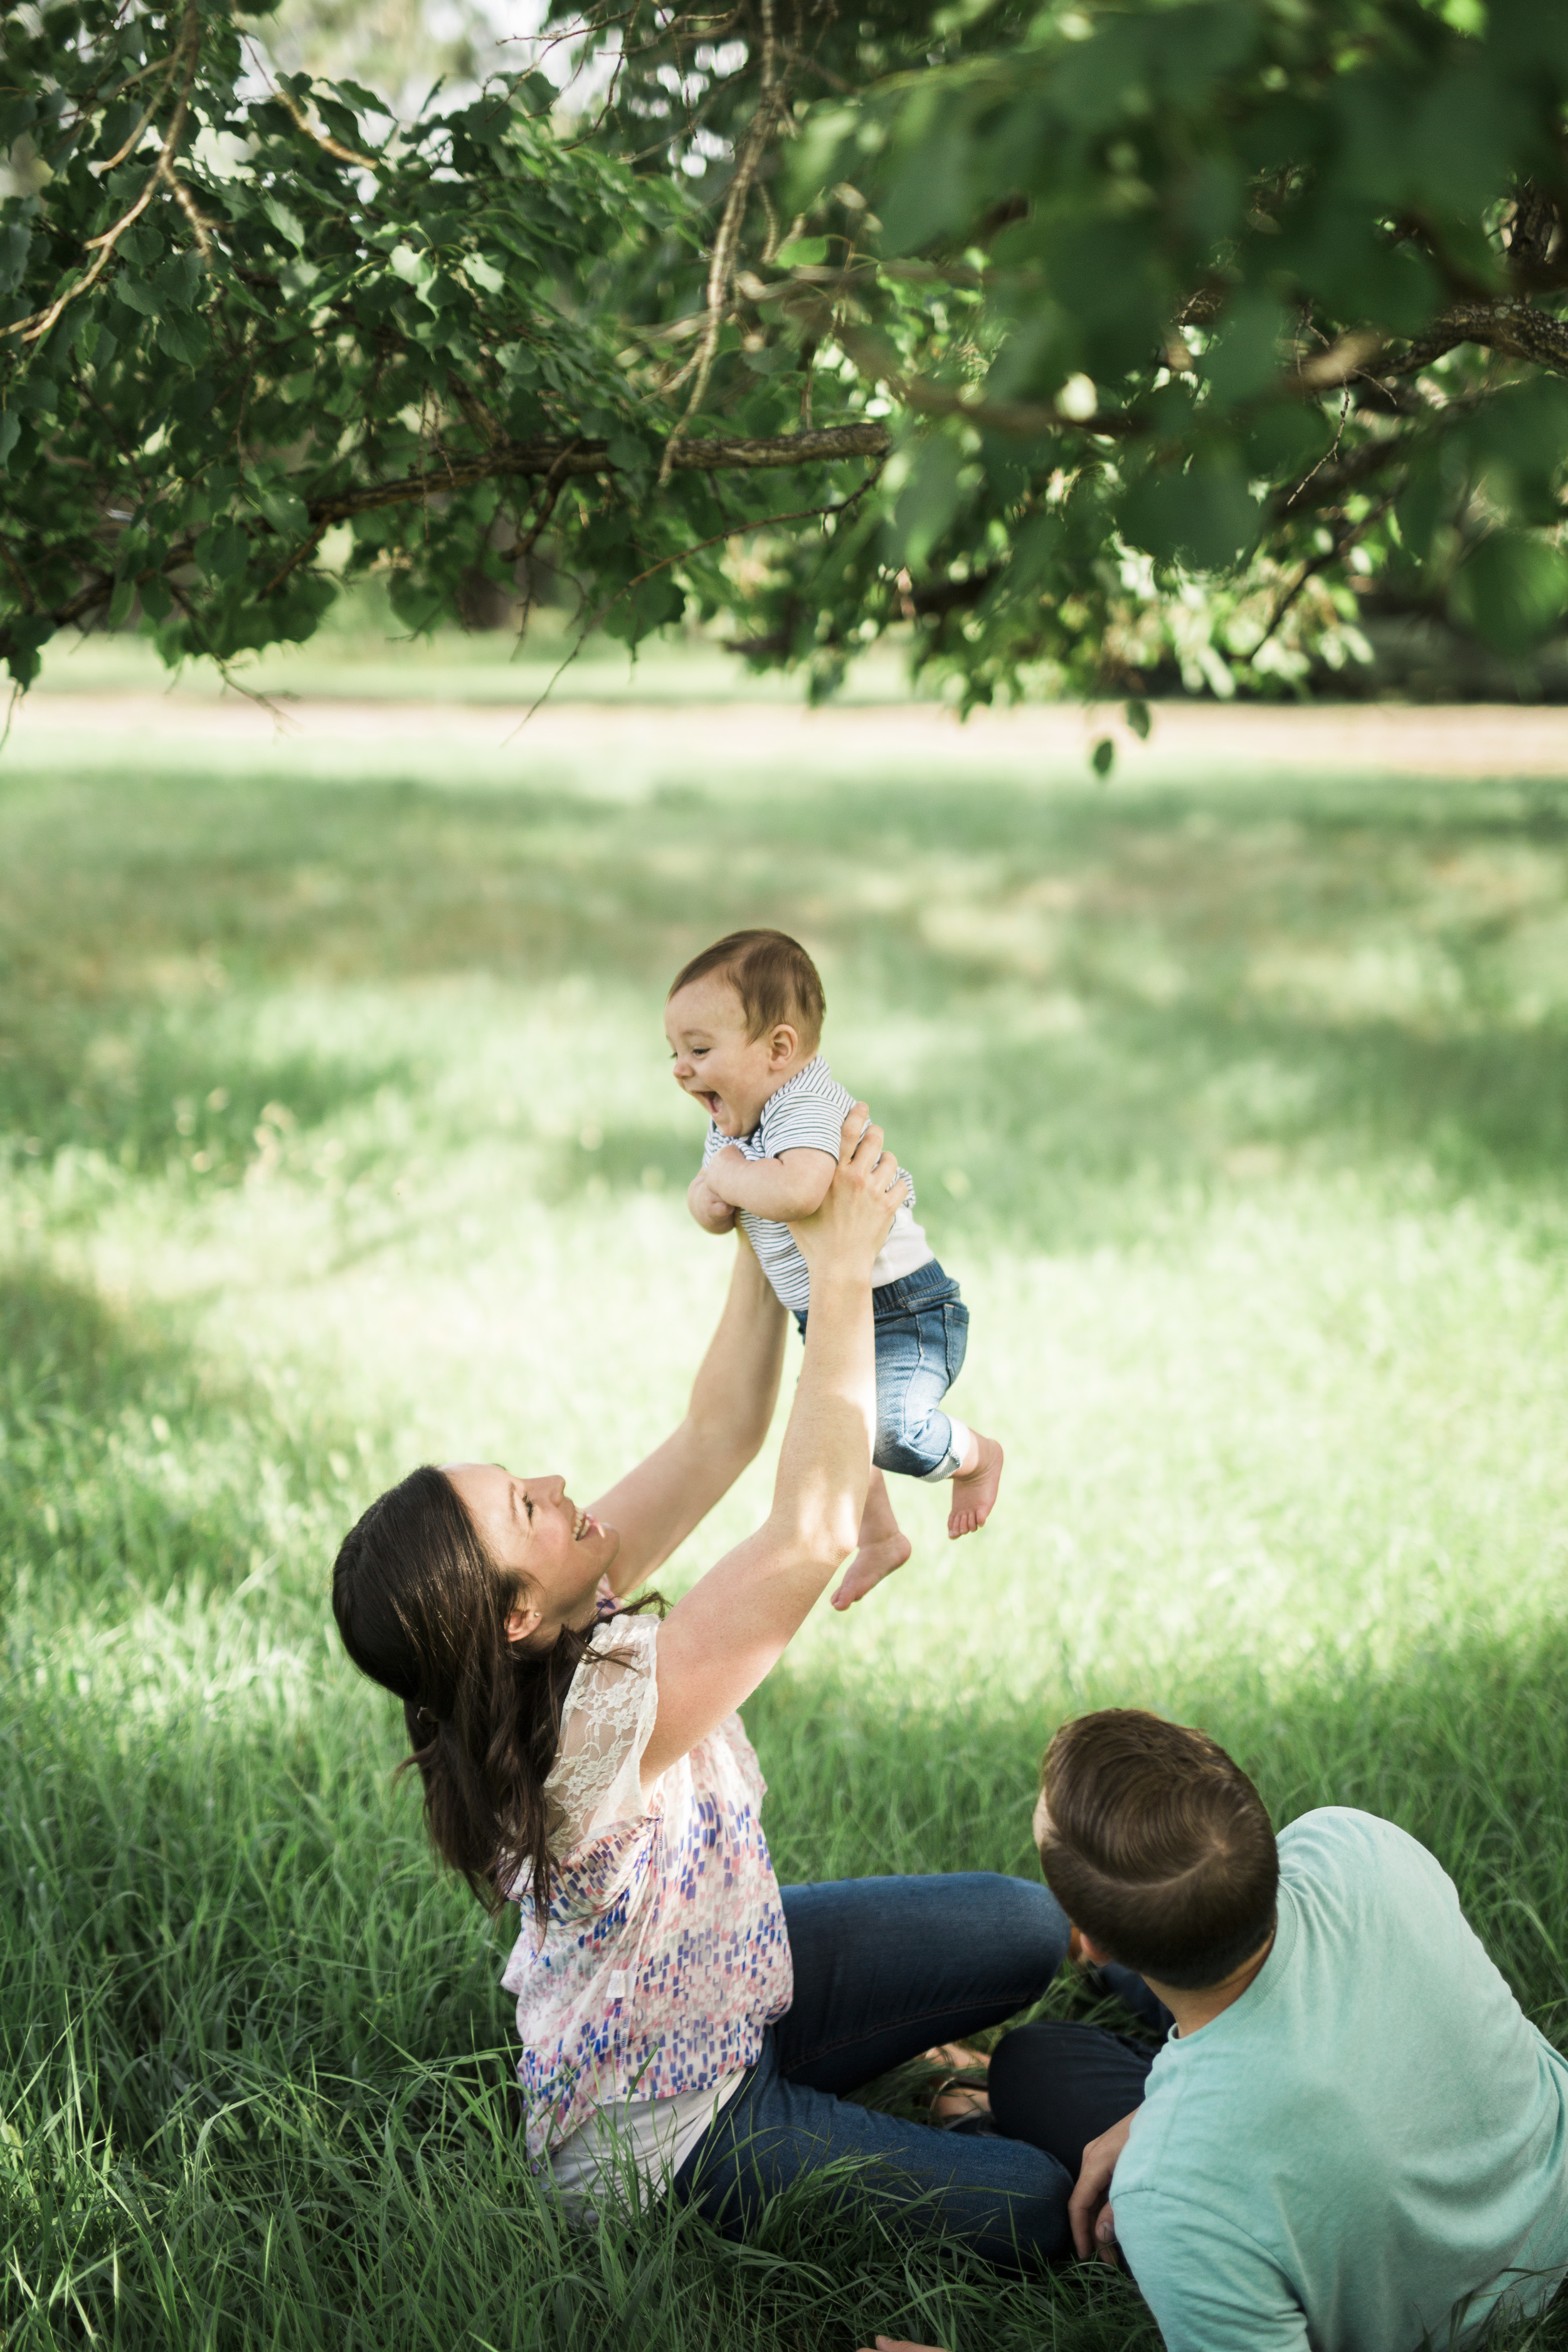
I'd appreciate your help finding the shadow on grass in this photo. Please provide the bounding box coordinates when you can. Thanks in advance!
[0,1011,418,1179]
[0,1263,371,1613]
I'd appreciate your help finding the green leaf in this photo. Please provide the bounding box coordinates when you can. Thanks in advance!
[1202,292,1287,411]
[776,237,829,266]
[1120,453,1260,572]
[120,222,163,268]
[0,224,32,298]
[113,273,161,318]
[156,314,210,366]
[0,412,19,474]
[786,105,858,209]
[1125,697,1151,741]
[880,128,968,256]
[1411,65,1524,220]
[886,436,965,571]
[196,523,251,582]
[0,96,39,146]
[1451,531,1568,653]
[2,612,51,687]
[1090,736,1115,778]
[465,253,506,294]
[606,431,652,470]
[154,251,201,312]
[256,487,309,538]
[1394,458,1449,568]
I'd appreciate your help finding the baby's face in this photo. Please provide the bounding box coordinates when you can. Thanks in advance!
[665,975,785,1137]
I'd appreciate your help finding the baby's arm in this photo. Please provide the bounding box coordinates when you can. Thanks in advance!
[687,1172,738,1234]
[706,1145,837,1222]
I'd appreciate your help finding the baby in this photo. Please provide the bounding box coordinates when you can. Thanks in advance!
[665,927,1003,1608]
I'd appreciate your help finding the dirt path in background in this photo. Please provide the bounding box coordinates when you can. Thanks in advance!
[10,692,1568,776]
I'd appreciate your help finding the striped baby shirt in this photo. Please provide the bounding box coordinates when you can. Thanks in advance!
[700,1054,932,1313]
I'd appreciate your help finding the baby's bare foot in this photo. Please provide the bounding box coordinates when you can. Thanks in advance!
[831,1529,913,1609]
[948,1433,1004,1539]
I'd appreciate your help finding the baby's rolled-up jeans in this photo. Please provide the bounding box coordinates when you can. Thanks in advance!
[795,1258,971,1479]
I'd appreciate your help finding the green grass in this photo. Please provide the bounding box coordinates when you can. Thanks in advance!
[4,701,1568,2348]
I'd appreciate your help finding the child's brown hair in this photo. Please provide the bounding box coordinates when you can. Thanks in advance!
[667,930,825,1052]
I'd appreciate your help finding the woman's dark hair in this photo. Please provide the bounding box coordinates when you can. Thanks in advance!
[1038,1708,1278,1991]
[332,1465,657,1934]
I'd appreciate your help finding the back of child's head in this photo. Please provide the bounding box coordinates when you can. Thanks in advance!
[668,930,825,1053]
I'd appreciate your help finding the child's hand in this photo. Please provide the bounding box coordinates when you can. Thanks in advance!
[687,1173,738,1234]
[703,1144,750,1206]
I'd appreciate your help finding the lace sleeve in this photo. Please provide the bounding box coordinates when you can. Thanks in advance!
[544,1615,660,1850]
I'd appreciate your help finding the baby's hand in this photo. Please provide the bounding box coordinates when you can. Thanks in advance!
[703,1143,749,1205]
[687,1173,738,1234]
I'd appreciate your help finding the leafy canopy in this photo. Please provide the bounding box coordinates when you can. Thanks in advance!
[3,0,1567,716]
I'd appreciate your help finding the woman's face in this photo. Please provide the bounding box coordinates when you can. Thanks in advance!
[442,1463,619,1645]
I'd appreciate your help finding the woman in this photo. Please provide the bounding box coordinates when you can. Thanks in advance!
[332,1110,1078,2261]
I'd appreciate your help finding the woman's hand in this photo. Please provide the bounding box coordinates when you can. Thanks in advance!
[789,1104,908,1279]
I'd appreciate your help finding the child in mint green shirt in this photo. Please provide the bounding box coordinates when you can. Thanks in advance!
[1112,1808,1568,2351]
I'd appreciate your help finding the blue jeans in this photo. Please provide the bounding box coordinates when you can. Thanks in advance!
[795,1259,971,1481]
[671,1875,1157,2267]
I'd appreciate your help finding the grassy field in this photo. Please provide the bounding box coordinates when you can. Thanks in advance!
[3,689,1568,2349]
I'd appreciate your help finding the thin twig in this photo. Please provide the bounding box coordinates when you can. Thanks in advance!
[1285,379,1353,511]
[1251,494,1395,657]
[0,535,39,612]
[5,0,204,345]
[507,442,582,564]
[659,0,786,482]
[94,45,183,173]
[503,439,582,639]
[507,462,883,737]
[267,79,384,174]
[259,521,328,598]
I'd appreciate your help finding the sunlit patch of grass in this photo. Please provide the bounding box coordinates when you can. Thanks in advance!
[3,715,1568,2344]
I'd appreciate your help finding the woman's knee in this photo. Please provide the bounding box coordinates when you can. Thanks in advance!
[960,1871,1073,1978]
[780,1871,1069,1980]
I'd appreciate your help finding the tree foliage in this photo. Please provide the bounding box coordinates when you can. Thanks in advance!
[3,0,1567,714]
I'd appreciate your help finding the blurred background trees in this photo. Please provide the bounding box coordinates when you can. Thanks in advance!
[4,0,1567,718]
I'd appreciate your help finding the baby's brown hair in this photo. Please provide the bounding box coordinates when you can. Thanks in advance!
[667,930,825,1053]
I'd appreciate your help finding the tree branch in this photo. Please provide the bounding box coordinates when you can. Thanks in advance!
[0,425,896,666]
[307,423,894,526]
[1386,299,1568,379]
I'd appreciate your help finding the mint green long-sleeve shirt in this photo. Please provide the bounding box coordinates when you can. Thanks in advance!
[1113,1809,1568,2352]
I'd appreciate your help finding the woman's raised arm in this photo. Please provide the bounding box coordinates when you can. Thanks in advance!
[586,1228,789,1597]
[639,1110,904,1785]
